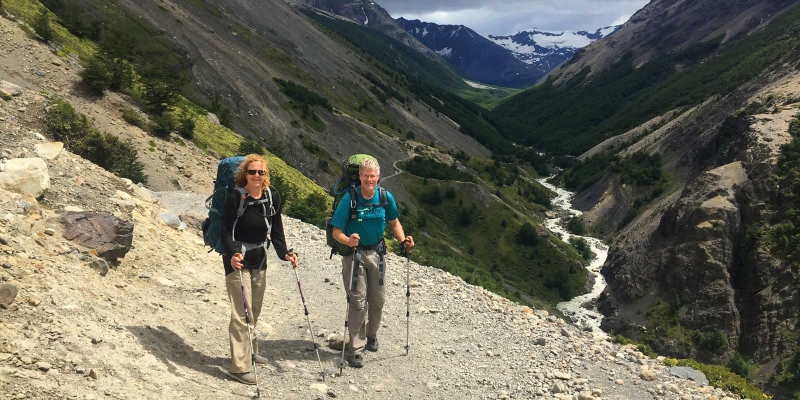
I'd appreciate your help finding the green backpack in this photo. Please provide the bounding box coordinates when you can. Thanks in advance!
[325,154,387,258]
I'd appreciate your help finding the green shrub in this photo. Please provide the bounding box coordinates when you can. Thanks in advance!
[672,359,765,400]
[46,99,147,184]
[567,216,585,235]
[403,156,474,182]
[285,192,330,227]
[728,352,754,378]
[152,112,175,138]
[515,222,539,246]
[178,112,195,139]
[33,7,53,41]
[121,106,152,133]
[238,137,264,155]
[569,237,593,261]
[418,186,443,205]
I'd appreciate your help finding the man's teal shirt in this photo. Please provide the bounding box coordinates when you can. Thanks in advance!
[331,186,399,247]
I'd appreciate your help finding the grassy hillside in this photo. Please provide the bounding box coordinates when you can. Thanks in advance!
[492,4,800,156]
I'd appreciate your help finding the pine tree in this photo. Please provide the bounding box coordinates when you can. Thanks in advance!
[34,7,54,42]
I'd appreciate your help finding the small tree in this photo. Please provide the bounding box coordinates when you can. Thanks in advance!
[238,137,264,155]
[80,55,113,93]
[178,112,195,139]
[34,7,54,41]
[516,222,539,246]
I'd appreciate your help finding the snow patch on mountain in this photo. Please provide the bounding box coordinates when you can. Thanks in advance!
[489,27,619,65]
[436,47,453,57]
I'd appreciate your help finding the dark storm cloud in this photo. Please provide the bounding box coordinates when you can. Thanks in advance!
[378,0,648,35]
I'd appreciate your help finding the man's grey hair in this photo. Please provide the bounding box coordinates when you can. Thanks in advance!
[359,158,380,176]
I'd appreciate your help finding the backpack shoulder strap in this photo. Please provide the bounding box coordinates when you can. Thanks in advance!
[348,187,358,221]
[378,187,388,207]
[232,186,249,218]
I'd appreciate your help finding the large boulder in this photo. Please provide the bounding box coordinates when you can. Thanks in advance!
[206,112,220,126]
[58,212,134,260]
[0,158,50,198]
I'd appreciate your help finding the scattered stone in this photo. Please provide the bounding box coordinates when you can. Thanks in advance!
[89,258,109,276]
[44,228,55,236]
[178,212,205,231]
[36,362,51,371]
[309,383,327,393]
[0,283,18,306]
[560,327,571,337]
[670,366,709,386]
[409,281,422,288]
[535,337,546,346]
[640,366,656,381]
[160,213,186,230]
[327,334,350,350]
[27,297,41,306]
[88,369,98,379]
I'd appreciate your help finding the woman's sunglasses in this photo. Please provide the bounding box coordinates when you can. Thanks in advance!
[247,170,266,176]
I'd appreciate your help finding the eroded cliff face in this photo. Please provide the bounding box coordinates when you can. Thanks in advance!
[597,91,800,363]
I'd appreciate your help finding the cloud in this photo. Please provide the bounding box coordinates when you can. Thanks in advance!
[378,0,648,35]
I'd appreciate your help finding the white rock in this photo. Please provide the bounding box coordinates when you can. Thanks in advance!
[309,382,327,393]
[0,158,50,198]
[115,190,132,200]
[34,142,64,161]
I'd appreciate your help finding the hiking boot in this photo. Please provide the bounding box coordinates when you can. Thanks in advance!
[254,355,268,365]
[229,371,256,385]
[365,337,379,352]
[347,353,363,368]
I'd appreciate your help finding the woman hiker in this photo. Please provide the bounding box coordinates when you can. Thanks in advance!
[221,153,298,384]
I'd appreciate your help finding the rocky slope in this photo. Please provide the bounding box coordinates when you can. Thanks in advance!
[572,31,800,378]
[0,81,746,400]
[296,0,439,60]
[549,0,798,84]
[107,0,488,187]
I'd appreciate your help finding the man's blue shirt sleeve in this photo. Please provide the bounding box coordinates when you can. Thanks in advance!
[331,191,351,230]
[385,191,400,221]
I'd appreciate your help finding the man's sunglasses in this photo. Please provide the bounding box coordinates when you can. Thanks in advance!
[247,170,266,176]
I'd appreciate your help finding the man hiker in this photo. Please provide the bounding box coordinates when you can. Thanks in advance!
[330,157,415,368]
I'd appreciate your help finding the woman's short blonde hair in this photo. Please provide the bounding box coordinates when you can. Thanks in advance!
[234,154,270,191]
[359,157,380,176]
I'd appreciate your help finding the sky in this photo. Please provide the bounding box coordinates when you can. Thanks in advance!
[376,0,650,36]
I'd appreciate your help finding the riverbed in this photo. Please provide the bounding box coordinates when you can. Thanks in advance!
[537,178,609,335]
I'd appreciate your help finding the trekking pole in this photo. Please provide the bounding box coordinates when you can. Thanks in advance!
[239,270,261,398]
[402,240,412,356]
[291,256,326,381]
[339,292,350,376]
[339,249,358,376]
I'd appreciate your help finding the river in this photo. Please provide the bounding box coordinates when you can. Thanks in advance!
[536,178,609,335]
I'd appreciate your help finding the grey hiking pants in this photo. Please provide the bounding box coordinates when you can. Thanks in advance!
[342,249,386,356]
[225,268,266,373]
